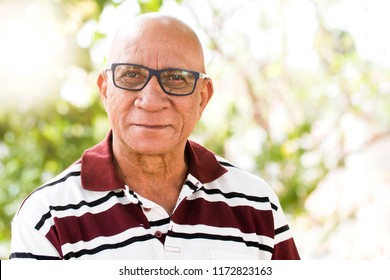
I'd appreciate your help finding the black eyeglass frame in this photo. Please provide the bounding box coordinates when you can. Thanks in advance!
[105,63,209,96]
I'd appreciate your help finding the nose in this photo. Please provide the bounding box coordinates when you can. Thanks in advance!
[134,76,169,112]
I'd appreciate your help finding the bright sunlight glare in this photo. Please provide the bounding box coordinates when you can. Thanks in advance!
[0,1,67,111]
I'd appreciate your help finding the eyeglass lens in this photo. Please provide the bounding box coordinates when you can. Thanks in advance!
[113,64,197,95]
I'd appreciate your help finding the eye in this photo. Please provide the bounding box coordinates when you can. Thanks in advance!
[162,70,195,87]
[124,72,137,78]
[115,65,147,79]
[114,65,148,89]
[121,70,144,79]
[169,74,186,81]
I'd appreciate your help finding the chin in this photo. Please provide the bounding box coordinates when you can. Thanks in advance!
[129,140,177,156]
[117,128,186,156]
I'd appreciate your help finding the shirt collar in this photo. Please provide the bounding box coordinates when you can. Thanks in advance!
[81,130,227,191]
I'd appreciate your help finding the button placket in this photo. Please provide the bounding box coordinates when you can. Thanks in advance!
[185,174,203,193]
[170,177,203,214]
[124,185,140,204]
[138,196,170,221]
[154,230,163,238]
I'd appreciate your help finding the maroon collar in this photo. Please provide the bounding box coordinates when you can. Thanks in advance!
[81,130,227,191]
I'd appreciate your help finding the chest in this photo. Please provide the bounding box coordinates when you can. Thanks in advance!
[47,187,275,260]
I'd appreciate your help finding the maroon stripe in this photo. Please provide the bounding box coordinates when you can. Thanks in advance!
[46,202,148,245]
[271,238,300,260]
[45,225,63,258]
[172,198,275,237]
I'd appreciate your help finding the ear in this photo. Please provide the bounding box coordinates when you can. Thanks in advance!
[197,78,214,120]
[97,71,108,109]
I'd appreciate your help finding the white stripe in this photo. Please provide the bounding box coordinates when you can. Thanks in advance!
[274,227,293,244]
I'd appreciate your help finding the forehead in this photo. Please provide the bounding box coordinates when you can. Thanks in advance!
[109,17,204,70]
[120,43,197,70]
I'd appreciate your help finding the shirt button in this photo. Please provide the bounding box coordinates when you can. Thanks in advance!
[143,207,151,212]
[154,231,163,238]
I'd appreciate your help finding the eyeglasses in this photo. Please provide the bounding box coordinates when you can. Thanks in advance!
[105,63,209,96]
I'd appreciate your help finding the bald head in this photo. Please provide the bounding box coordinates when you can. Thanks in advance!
[107,13,206,72]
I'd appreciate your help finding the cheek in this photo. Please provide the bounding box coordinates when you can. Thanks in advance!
[105,89,132,123]
[179,100,202,132]
[105,95,119,121]
[188,95,204,121]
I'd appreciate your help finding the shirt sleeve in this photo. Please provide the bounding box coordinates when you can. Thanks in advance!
[270,195,300,260]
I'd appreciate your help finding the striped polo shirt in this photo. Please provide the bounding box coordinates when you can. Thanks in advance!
[10,131,300,260]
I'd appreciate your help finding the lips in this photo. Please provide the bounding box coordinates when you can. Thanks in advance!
[133,124,170,129]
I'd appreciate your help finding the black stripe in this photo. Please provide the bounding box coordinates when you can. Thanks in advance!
[9,252,61,260]
[63,234,155,259]
[218,161,237,168]
[35,190,126,230]
[149,217,171,227]
[16,170,82,216]
[275,224,290,235]
[199,187,278,211]
[128,189,143,206]
[36,171,81,192]
[184,180,198,191]
[169,232,274,254]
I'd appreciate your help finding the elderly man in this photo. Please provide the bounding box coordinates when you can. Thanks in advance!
[10,13,300,260]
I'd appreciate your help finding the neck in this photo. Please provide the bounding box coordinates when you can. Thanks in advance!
[117,152,188,186]
[113,141,188,214]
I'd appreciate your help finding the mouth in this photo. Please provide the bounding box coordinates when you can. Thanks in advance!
[133,124,170,129]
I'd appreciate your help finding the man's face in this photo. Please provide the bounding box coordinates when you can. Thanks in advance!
[98,23,212,156]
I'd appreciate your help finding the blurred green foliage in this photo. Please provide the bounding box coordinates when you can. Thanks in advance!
[0,0,182,258]
[1,0,390,259]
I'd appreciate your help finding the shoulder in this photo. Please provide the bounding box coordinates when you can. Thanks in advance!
[214,155,272,191]
[15,163,83,218]
[209,155,282,209]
